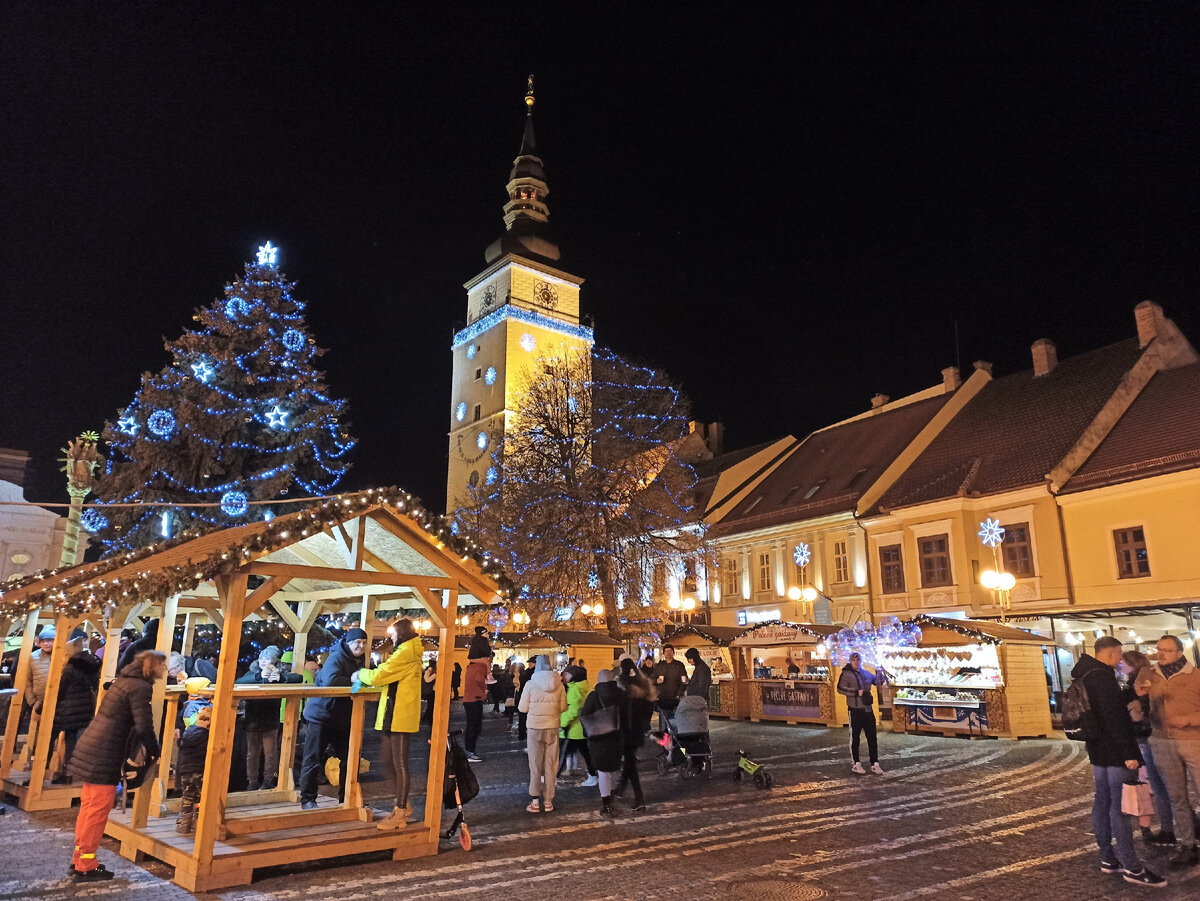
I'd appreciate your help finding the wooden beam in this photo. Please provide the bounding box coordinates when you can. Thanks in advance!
[26,613,72,793]
[414,587,450,632]
[243,575,291,619]
[0,610,40,780]
[367,510,501,604]
[419,588,457,838]
[245,561,455,591]
[268,597,304,632]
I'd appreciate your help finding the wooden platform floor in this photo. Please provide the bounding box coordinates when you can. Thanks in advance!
[105,796,437,891]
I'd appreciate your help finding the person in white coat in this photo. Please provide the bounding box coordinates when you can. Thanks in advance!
[518,655,568,813]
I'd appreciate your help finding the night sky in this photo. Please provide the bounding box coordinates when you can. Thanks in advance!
[3,6,1198,514]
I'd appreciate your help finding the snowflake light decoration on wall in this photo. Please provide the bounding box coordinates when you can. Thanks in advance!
[456,402,467,422]
[148,410,176,438]
[520,333,536,352]
[484,366,497,385]
[191,360,214,383]
[477,431,488,450]
[978,517,1006,548]
[466,344,477,359]
[793,542,812,567]
[282,329,305,352]
[221,490,249,517]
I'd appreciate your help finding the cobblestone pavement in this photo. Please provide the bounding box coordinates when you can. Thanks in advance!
[3,705,1200,899]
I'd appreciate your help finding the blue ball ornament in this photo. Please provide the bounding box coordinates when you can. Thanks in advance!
[220,490,249,517]
[148,410,176,437]
[282,329,305,351]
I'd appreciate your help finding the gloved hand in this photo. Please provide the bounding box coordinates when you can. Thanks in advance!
[351,675,363,694]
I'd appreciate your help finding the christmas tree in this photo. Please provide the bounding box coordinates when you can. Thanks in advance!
[94,243,355,553]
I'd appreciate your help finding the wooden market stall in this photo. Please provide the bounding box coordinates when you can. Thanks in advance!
[507,629,623,677]
[730,622,848,727]
[0,488,510,891]
[881,616,1052,739]
[661,624,744,717]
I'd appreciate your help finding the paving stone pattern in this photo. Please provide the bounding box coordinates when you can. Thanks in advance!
[2,704,1198,900]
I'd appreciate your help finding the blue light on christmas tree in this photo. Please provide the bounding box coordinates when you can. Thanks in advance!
[282,329,305,352]
[148,410,176,437]
[221,491,249,516]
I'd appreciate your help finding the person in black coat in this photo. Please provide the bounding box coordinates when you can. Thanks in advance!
[298,629,367,809]
[43,650,101,780]
[117,618,160,672]
[1071,637,1162,885]
[238,645,301,790]
[581,669,624,816]
[615,658,656,812]
[66,651,166,882]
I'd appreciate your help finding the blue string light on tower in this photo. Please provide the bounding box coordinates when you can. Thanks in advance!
[94,242,356,553]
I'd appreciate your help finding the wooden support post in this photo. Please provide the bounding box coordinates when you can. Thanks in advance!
[1,610,39,779]
[180,612,195,657]
[191,574,247,867]
[151,594,181,742]
[277,693,301,795]
[421,588,457,837]
[343,694,367,815]
[150,690,183,815]
[26,613,72,795]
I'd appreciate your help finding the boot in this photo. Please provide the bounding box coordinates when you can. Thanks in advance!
[1170,843,1199,867]
[631,791,645,812]
[175,810,195,835]
[600,796,614,817]
[1142,825,1156,842]
[1148,830,1177,846]
[375,806,407,831]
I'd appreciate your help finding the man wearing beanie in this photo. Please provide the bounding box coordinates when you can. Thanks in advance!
[463,631,492,762]
[298,628,368,809]
[468,625,492,662]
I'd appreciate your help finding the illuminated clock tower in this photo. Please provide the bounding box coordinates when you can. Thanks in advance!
[447,77,593,512]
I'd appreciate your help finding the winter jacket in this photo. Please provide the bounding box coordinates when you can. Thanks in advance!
[117,619,160,672]
[468,633,493,661]
[1072,654,1142,768]
[357,637,422,733]
[67,660,160,785]
[450,664,462,690]
[518,669,568,729]
[580,680,624,772]
[303,637,365,728]
[48,651,101,733]
[463,658,490,703]
[561,678,590,739]
[1140,661,1200,742]
[24,647,53,707]
[176,724,210,782]
[237,663,302,730]
[618,671,656,748]
[684,658,712,699]
[837,664,876,710]
[182,697,212,728]
[652,659,688,702]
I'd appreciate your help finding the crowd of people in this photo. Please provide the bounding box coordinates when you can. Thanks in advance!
[1072,633,1200,889]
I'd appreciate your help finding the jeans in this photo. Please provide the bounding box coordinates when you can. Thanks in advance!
[1092,765,1141,870]
[1138,740,1174,834]
[245,727,280,789]
[463,701,483,753]
[1150,736,1200,846]
[849,707,878,764]
[558,737,596,776]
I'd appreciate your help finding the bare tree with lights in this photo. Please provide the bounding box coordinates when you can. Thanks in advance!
[94,244,355,554]
[460,346,708,636]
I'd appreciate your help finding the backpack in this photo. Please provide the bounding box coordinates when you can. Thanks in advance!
[1062,670,1101,742]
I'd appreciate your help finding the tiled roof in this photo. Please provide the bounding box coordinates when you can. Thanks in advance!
[1063,362,1200,492]
[711,394,954,536]
[879,340,1143,510]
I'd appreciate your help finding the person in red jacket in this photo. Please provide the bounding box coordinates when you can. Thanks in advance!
[463,648,491,762]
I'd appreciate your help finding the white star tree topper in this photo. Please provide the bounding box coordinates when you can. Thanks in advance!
[256,242,278,267]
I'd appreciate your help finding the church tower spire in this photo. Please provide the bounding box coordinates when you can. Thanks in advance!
[485,75,560,264]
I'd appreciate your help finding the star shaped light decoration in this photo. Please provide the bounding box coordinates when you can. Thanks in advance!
[793,542,812,567]
[265,405,289,429]
[191,360,214,383]
[978,517,1006,548]
[256,241,278,267]
[118,415,138,436]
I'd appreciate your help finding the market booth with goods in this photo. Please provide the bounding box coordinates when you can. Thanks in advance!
[879,616,1053,739]
[730,621,847,726]
[0,488,509,891]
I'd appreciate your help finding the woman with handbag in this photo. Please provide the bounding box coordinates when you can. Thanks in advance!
[581,669,624,816]
[615,658,655,811]
[66,650,166,882]
[1122,650,1175,844]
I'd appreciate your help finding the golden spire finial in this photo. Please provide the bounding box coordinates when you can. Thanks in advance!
[525,75,535,113]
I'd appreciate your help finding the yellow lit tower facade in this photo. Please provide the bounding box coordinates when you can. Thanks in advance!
[447,79,593,511]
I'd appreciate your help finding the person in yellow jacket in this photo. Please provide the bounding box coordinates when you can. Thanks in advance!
[354,618,422,829]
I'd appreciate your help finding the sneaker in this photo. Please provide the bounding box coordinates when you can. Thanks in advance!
[870,762,884,775]
[579,774,599,787]
[300,800,318,810]
[1122,866,1167,888]
[466,752,484,763]
[525,799,543,813]
[72,864,115,883]
[1100,859,1122,876]
[850,762,866,775]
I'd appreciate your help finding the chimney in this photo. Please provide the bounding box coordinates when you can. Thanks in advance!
[1031,338,1058,376]
[687,421,702,435]
[941,366,961,392]
[973,360,993,376]
[706,421,725,456]
[870,393,890,410]
[1135,301,1165,348]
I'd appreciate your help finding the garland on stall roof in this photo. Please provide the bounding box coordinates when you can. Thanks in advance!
[0,486,514,618]
[904,614,1002,646]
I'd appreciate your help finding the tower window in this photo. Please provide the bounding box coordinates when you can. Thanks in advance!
[474,368,482,381]
[473,404,481,422]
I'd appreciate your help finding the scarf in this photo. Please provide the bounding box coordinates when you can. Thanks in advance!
[1160,658,1187,679]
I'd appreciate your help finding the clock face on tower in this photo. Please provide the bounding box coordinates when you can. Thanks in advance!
[454,430,492,465]
[482,284,498,312]
[532,280,559,311]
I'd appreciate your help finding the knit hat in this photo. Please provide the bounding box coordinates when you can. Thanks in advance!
[344,628,368,643]
[184,676,211,695]
[617,653,634,665]
[473,626,488,636]
[280,651,294,664]
[259,645,282,664]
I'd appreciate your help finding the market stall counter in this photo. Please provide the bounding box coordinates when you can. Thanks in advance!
[730,622,848,727]
[881,616,1052,739]
[662,624,745,717]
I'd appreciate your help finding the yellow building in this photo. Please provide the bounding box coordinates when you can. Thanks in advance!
[447,82,592,512]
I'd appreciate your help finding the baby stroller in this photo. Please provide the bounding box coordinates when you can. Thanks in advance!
[443,729,479,850]
[655,695,712,780]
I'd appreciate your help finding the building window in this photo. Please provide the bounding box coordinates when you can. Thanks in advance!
[1002,522,1035,578]
[473,404,481,422]
[758,552,772,592]
[879,545,905,594]
[833,540,849,582]
[723,557,739,596]
[474,367,482,381]
[918,534,952,587]
[1114,527,1150,578]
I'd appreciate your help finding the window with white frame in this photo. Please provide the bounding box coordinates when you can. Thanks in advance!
[833,539,849,582]
[758,552,772,592]
[723,557,740,596]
